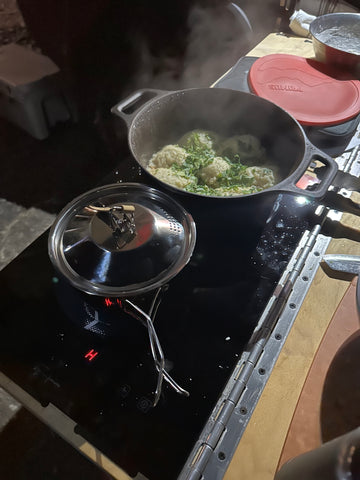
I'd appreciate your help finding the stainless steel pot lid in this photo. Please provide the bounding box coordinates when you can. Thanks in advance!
[48,183,196,296]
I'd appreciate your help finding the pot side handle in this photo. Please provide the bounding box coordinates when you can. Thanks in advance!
[111,89,169,127]
[277,145,360,217]
[278,144,338,199]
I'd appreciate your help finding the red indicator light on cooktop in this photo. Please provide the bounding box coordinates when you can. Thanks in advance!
[105,297,122,308]
[104,298,113,307]
[84,349,99,362]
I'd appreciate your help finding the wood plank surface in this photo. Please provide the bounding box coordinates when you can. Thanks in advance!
[247,32,315,58]
[224,237,359,480]
[278,278,360,468]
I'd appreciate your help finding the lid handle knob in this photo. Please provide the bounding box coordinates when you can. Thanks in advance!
[87,204,137,248]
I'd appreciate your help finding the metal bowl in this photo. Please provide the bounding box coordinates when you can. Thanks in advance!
[309,13,360,73]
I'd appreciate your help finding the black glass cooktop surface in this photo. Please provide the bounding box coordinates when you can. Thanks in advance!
[0,167,319,479]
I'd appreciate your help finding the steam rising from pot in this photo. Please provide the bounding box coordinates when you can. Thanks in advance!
[130,3,254,91]
[17,0,279,123]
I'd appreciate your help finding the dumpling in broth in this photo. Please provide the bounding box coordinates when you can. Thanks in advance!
[218,134,265,162]
[178,130,220,152]
[148,145,187,169]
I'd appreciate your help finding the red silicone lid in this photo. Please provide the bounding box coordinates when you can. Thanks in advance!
[248,53,360,126]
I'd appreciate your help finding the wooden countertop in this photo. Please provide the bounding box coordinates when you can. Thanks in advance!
[246,32,315,58]
[224,32,360,480]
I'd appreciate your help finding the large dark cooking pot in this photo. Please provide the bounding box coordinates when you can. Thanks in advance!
[112,87,339,202]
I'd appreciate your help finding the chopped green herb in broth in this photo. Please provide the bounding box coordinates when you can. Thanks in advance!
[148,130,275,196]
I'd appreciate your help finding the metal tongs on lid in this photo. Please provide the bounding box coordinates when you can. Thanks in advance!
[122,294,190,406]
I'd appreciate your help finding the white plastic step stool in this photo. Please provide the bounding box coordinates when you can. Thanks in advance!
[0,43,76,139]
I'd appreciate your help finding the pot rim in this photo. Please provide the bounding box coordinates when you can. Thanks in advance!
[112,87,338,201]
[309,12,360,58]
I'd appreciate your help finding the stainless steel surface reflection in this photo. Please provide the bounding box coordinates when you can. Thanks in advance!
[48,183,196,297]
